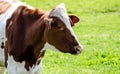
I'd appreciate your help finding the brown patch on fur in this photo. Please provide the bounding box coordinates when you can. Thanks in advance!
[4,41,8,67]
[5,6,46,70]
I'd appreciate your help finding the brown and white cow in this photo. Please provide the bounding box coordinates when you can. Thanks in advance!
[0,0,83,74]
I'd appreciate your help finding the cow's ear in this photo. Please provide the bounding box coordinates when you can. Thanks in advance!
[69,15,80,24]
[44,17,53,29]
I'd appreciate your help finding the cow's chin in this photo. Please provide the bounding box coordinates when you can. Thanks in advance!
[60,51,79,55]
[68,50,79,55]
[70,51,80,55]
[59,49,81,55]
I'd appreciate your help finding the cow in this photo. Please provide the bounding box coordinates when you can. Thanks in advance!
[0,0,83,74]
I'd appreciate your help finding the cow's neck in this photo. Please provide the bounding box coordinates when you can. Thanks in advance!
[19,14,48,70]
[24,14,48,70]
[25,14,47,55]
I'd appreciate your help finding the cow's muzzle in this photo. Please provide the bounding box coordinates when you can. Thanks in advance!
[73,45,82,55]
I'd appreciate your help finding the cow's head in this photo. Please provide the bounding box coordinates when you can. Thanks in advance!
[43,3,83,55]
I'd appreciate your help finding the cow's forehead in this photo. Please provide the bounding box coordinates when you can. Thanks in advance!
[49,3,71,28]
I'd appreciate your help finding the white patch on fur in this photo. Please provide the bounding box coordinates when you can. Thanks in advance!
[49,3,82,47]
[7,55,28,74]
[7,54,42,74]
[0,48,5,66]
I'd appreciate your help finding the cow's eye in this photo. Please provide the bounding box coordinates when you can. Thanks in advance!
[57,25,64,31]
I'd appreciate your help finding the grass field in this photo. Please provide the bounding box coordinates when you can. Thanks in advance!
[10,0,120,74]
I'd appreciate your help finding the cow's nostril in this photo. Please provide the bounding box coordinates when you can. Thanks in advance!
[75,47,80,52]
[74,45,82,54]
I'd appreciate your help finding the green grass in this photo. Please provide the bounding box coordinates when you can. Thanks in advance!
[19,0,120,74]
